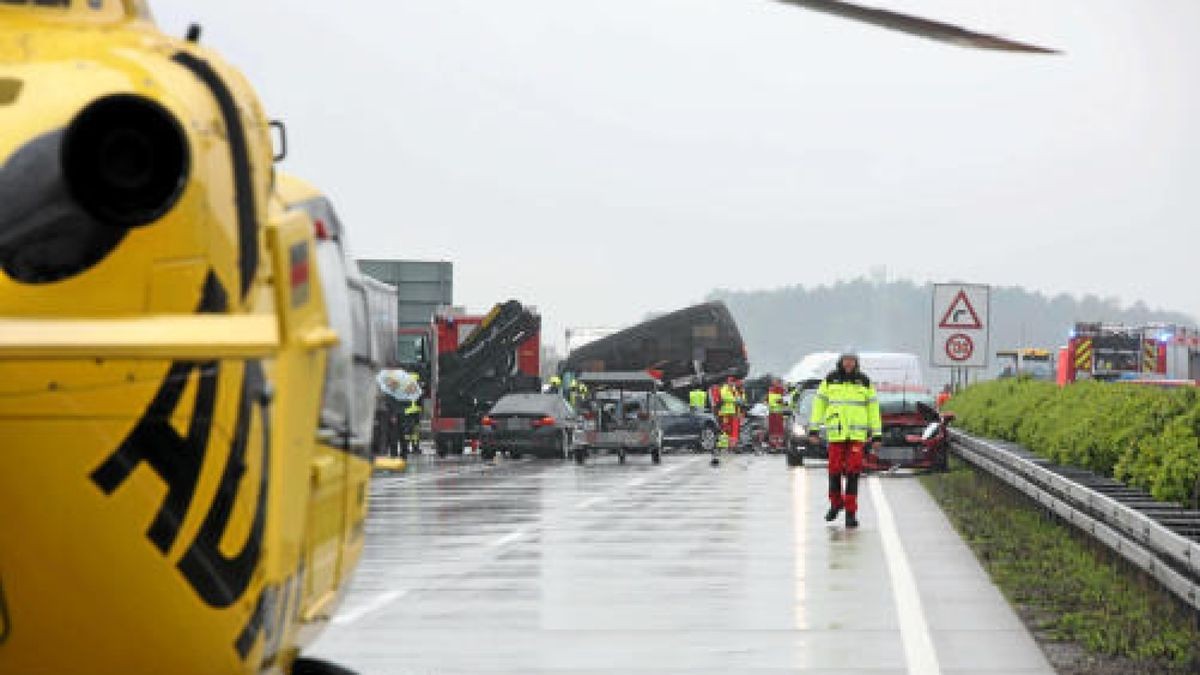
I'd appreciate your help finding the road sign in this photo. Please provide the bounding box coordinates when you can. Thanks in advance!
[945,333,975,362]
[939,291,983,330]
[932,284,989,368]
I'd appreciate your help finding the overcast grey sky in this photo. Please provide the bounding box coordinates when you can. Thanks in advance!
[155,0,1199,348]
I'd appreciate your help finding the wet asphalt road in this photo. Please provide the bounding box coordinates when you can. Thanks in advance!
[309,451,1052,674]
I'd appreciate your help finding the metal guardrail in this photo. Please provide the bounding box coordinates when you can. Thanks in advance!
[950,430,1200,611]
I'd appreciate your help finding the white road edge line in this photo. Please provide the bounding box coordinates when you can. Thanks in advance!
[792,468,808,631]
[332,589,407,626]
[870,477,941,675]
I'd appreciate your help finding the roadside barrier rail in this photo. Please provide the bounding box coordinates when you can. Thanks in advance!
[950,430,1200,612]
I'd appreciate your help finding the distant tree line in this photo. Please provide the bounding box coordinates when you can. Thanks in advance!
[708,277,1197,381]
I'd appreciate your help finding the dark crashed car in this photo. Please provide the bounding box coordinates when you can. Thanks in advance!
[480,393,577,460]
[865,388,952,472]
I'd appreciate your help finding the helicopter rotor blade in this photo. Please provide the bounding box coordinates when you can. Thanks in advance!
[773,0,1060,54]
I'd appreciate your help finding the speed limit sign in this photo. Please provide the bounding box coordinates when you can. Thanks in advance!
[945,333,975,362]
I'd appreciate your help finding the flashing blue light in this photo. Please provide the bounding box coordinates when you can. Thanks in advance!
[1159,332,1173,344]
[1068,328,1077,339]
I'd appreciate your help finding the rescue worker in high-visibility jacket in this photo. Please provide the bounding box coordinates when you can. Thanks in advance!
[689,388,708,413]
[715,377,740,466]
[401,397,423,456]
[569,379,589,408]
[808,353,882,528]
[766,379,788,450]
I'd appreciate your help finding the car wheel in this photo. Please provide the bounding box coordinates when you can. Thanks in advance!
[787,451,804,467]
[481,448,496,462]
[574,447,587,465]
[510,451,523,460]
[698,426,717,453]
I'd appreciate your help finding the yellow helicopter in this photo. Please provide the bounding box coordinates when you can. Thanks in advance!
[0,2,371,674]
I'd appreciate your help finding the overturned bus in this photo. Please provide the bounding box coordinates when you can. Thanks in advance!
[561,302,749,394]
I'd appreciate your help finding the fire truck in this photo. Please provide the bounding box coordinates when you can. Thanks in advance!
[1058,322,1200,386]
[396,301,542,455]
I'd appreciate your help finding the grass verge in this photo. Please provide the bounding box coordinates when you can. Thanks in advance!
[921,459,1200,674]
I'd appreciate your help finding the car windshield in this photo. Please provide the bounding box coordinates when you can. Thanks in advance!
[489,394,563,416]
[876,391,936,415]
[794,390,819,416]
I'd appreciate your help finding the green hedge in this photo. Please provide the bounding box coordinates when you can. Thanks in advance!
[947,380,1200,505]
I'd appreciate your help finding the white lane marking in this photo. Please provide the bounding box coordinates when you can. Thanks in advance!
[489,529,526,548]
[792,468,808,631]
[575,495,606,509]
[625,455,700,489]
[576,456,699,507]
[343,456,701,627]
[870,477,942,675]
[332,589,407,625]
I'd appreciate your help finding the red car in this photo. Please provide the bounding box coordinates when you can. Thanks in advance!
[863,386,953,472]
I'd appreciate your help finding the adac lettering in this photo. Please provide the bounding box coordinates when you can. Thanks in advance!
[89,272,272,657]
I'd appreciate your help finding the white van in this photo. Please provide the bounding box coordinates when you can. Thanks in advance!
[787,351,925,389]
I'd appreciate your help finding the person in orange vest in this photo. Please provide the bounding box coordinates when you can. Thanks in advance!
[936,384,952,409]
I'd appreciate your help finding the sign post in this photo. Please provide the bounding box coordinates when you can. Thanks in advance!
[932,283,990,389]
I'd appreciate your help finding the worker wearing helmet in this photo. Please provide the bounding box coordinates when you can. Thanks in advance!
[546,375,562,395]
[808,352,882,528]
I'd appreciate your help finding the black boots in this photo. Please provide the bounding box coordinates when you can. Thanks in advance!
[826,506,859,527]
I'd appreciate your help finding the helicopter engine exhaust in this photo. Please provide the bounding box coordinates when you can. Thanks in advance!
[62,94,190,229]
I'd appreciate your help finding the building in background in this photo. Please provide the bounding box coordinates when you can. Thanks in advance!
[359,259,453,329]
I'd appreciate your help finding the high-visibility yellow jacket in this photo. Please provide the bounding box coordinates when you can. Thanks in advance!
[719,384,738,415]
[767,391,785,413]
[569,382,588,406]
[809,370,882,442]
[689,389,707,409]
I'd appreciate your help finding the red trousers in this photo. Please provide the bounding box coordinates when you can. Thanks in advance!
[827,441,865,514]
[720,414,740,444]
[767,413,786,447]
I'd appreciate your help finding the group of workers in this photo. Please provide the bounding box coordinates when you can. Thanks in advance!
[544,375,589,407]
[541,353,882,529]
[687,352,882,528]
[687,376,797,461]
